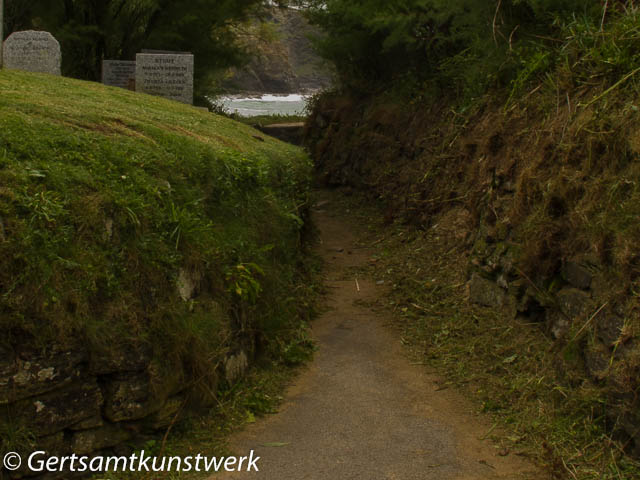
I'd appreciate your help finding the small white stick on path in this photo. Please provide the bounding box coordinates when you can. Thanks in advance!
[355,278,360,292]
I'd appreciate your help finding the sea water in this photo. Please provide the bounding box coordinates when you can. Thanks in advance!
[213,94,309,117]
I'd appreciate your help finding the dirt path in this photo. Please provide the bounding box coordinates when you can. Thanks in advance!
[214,192,541,480]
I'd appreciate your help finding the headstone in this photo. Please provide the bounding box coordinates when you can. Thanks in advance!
[102,60,136,89]
[135,53,194,105]
[2,30,61,75]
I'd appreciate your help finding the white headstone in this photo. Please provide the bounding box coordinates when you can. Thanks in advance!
[102,60,136,89]
[135,53,194,105]
[2,30,61,75]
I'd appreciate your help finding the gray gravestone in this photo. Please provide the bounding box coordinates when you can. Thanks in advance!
[135,53,194,105]
[102,60,136,89]
[2,30,61,75]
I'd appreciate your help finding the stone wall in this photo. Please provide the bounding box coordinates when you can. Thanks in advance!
[0,324,251,478]
[467,229,639,454]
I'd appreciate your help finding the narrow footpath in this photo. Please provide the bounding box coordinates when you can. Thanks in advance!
[215,191,541,480]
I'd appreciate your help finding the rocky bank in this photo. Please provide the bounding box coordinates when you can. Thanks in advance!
[305,92,640,458]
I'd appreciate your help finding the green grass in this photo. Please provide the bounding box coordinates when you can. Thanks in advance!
[0,69,313,415]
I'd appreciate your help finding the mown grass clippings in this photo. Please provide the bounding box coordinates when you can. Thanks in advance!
[324,188,640,480]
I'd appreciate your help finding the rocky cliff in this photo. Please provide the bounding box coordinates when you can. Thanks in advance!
[223,8,333,94]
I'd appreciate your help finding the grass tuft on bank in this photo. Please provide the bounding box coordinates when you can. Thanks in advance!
[0,69,313,403]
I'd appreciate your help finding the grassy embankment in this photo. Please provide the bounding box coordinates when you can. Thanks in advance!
[0,70,316,461]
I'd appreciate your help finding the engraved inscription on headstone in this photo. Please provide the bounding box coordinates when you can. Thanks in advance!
[2,30,61,75]
[102,60,136,89]
[135,53,194,105]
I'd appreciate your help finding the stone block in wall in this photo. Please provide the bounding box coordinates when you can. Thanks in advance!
[145,395,184,430]
[564,261,593,290]
[546,310,567,340]
[68,415,104,431]
[176,268,200,301]
[617,404,640,458]
[467,274,517,318]
[557,288,592,318]
[5,381,103,437]
[103,372,159,422]
[433,207,473,244]
[546,288,593,339]
[468,274,505,308]
[224,351,249,384]
[8,432,68,479]
[71,423,134,455]
[584,342,611,380]
[258,123,305,146]
[596,313,625,348]
[0,346,87,404]
[315,113,328,129]
[89,343,152,376]
[41,431,69,453]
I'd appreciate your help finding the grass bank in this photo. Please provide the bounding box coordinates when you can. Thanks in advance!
[305,7,640,478]
[0,70,314,458]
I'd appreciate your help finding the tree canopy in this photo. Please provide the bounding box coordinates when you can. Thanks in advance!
[305,0,611,98]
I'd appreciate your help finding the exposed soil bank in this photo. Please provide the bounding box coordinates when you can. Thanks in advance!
[215,191,540,480]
